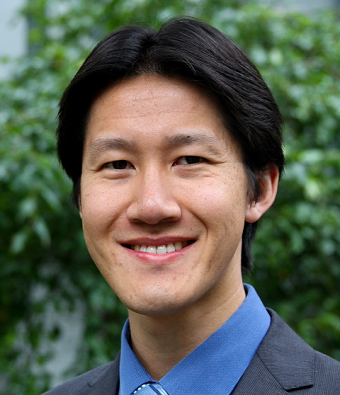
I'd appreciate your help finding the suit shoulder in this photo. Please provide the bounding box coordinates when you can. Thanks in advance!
[312,350,340,392]
[42,358,119,395]
[260,309,340,393]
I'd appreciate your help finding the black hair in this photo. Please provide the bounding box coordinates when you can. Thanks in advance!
[57,17,285,271]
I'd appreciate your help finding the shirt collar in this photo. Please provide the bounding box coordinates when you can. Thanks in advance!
[119,284,270,394]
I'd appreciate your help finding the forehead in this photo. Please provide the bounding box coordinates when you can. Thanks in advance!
[85,74,240,156]
[89,75,220,120]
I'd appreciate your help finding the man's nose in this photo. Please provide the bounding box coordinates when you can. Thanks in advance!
[126,170,181,225]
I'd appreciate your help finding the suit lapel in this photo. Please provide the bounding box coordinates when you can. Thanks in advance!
[85,353,120,394]
[231,353,288,394]
[232,309,314,394]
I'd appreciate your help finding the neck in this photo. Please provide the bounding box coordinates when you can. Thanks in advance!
[128,280,245,380]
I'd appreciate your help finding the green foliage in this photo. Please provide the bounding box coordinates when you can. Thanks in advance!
[1,1,339,393]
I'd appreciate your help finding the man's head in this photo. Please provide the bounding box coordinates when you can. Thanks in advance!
[57,17,284,273]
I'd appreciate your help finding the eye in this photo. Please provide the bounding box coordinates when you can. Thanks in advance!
[174,156,205,165]
[103,160,134,170]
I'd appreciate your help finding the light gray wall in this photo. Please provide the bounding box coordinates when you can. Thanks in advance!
[0,0,26,80]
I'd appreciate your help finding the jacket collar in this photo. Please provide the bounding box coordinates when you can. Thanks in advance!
[85,356,120,394]
[232,309,314,394]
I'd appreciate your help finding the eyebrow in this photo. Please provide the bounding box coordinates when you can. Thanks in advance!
[85,137,137,164]
[85,131,224,164]
[164,132,224,154]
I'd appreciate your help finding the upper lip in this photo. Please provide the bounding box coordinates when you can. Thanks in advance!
[121,236,196,246]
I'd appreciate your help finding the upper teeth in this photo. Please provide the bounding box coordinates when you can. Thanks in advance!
[132,242,188,254]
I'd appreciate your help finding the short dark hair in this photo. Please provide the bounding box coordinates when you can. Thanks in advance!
[57,17,285,271]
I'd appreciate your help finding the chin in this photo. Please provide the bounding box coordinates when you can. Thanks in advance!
[124,294,193,317]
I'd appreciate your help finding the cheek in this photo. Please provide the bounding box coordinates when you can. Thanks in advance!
[80,181,121,235]
[186,174,248,223]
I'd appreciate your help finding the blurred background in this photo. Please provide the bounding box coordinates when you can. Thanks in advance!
[1,0,340,393]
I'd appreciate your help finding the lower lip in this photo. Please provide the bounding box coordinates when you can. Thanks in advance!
[124,243,194,264]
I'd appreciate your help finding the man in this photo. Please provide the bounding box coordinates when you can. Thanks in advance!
[44,17,340,394]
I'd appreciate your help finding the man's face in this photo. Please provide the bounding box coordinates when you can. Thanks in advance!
[80,75,256,317]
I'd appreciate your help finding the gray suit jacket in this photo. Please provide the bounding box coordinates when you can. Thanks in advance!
[43,310,340,394]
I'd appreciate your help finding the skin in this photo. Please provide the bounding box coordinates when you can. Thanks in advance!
[80,75,279,379]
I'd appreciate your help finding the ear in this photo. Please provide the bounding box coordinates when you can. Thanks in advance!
[78,197,82,218]
[245,165,279,223]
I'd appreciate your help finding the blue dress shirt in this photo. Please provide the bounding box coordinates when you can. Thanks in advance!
[119,284,270,394]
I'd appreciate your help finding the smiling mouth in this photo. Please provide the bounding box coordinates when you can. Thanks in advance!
[124,241,195,254]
